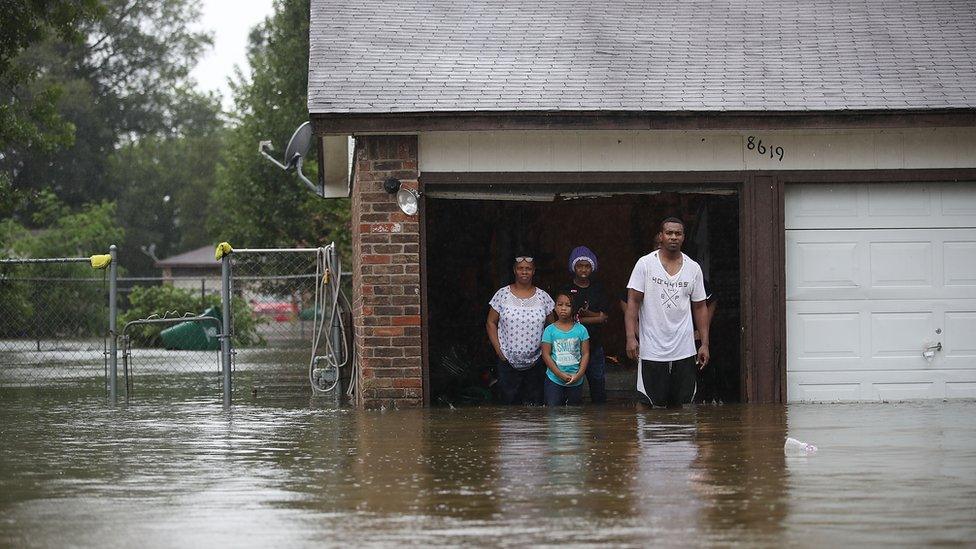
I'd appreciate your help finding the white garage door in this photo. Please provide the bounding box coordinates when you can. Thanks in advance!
[786,182,976,401]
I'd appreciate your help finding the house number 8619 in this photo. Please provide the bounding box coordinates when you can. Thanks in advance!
[747,136,785,162]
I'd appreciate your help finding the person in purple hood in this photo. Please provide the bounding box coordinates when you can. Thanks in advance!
[560,246,610,404]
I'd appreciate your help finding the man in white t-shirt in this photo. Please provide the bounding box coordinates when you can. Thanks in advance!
[625,217,711,407]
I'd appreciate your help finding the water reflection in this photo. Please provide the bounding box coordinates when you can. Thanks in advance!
[578,407,639,518]
[0,392,973,546]
[690,406,790,543]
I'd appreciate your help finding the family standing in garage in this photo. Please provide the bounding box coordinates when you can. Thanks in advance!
[487,216,713,407]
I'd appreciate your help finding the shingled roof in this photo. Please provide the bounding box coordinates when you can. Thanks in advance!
[308,0,976,116]
[155,245,218,269]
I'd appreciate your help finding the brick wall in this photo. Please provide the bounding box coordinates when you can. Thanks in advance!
[350,135,423,408]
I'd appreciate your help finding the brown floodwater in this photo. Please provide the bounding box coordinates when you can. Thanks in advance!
[0,393,974,547]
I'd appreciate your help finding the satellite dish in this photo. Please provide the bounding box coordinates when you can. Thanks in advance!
[258,121,350,199]
[259,121,323,196]
[283,122,312,169]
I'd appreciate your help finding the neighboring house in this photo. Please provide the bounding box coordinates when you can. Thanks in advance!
[308,0,976,408]
[155,245,222,293]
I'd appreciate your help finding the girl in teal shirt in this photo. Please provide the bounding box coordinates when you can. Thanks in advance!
[541,292,590,406]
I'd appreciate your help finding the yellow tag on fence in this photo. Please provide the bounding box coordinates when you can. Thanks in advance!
[215,242,233,260]
[90,254,112,269]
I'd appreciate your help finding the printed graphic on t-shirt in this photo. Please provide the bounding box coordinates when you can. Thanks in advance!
[553,337,581,366]
[569,290,589,312]
[651,277,689,309]
[662,286,679,309]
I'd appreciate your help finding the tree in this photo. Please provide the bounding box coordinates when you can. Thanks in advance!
[4,0,213,215]
[208,0,350,256]
[0,0,101,71]
[6,191,123,258]
[108,90,224,276]
[0,0,103,217]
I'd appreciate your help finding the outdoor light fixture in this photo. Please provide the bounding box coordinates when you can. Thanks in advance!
[396,188,420,215]
[383,177,420,215]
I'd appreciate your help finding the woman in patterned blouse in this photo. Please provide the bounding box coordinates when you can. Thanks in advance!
[486,255,555,405]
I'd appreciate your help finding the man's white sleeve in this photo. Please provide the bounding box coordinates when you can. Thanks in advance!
[690,266,706,302]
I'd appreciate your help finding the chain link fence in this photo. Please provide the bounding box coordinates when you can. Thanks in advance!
[1,246,346,401]
[229,249,323,398]
[0,257,111,389]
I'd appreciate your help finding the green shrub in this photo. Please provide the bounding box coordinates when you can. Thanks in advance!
[120,284,262,347]
[0,200,122,339]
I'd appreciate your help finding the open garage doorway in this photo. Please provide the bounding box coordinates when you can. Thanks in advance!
[423,190,741,406]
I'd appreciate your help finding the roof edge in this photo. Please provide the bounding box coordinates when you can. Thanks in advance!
[310,108,976,134]
[154,260,219,268]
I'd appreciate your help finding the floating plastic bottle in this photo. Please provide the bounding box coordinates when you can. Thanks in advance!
[784,437,818,455]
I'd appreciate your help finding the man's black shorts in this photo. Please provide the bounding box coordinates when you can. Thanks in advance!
[638,356,697,407]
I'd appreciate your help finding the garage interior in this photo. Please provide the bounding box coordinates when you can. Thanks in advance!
[423,187,742,406]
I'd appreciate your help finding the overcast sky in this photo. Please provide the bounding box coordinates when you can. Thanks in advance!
[191,0,275,109]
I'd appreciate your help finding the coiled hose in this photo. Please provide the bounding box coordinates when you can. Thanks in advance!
[308,244,352,395]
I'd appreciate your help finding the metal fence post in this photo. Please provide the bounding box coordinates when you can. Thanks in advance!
[220,254,232,405]
[109,245,118,402]
[33,284,41,352]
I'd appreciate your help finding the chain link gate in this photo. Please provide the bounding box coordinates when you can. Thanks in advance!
[119,314,224,396]
[112,252,233,401]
